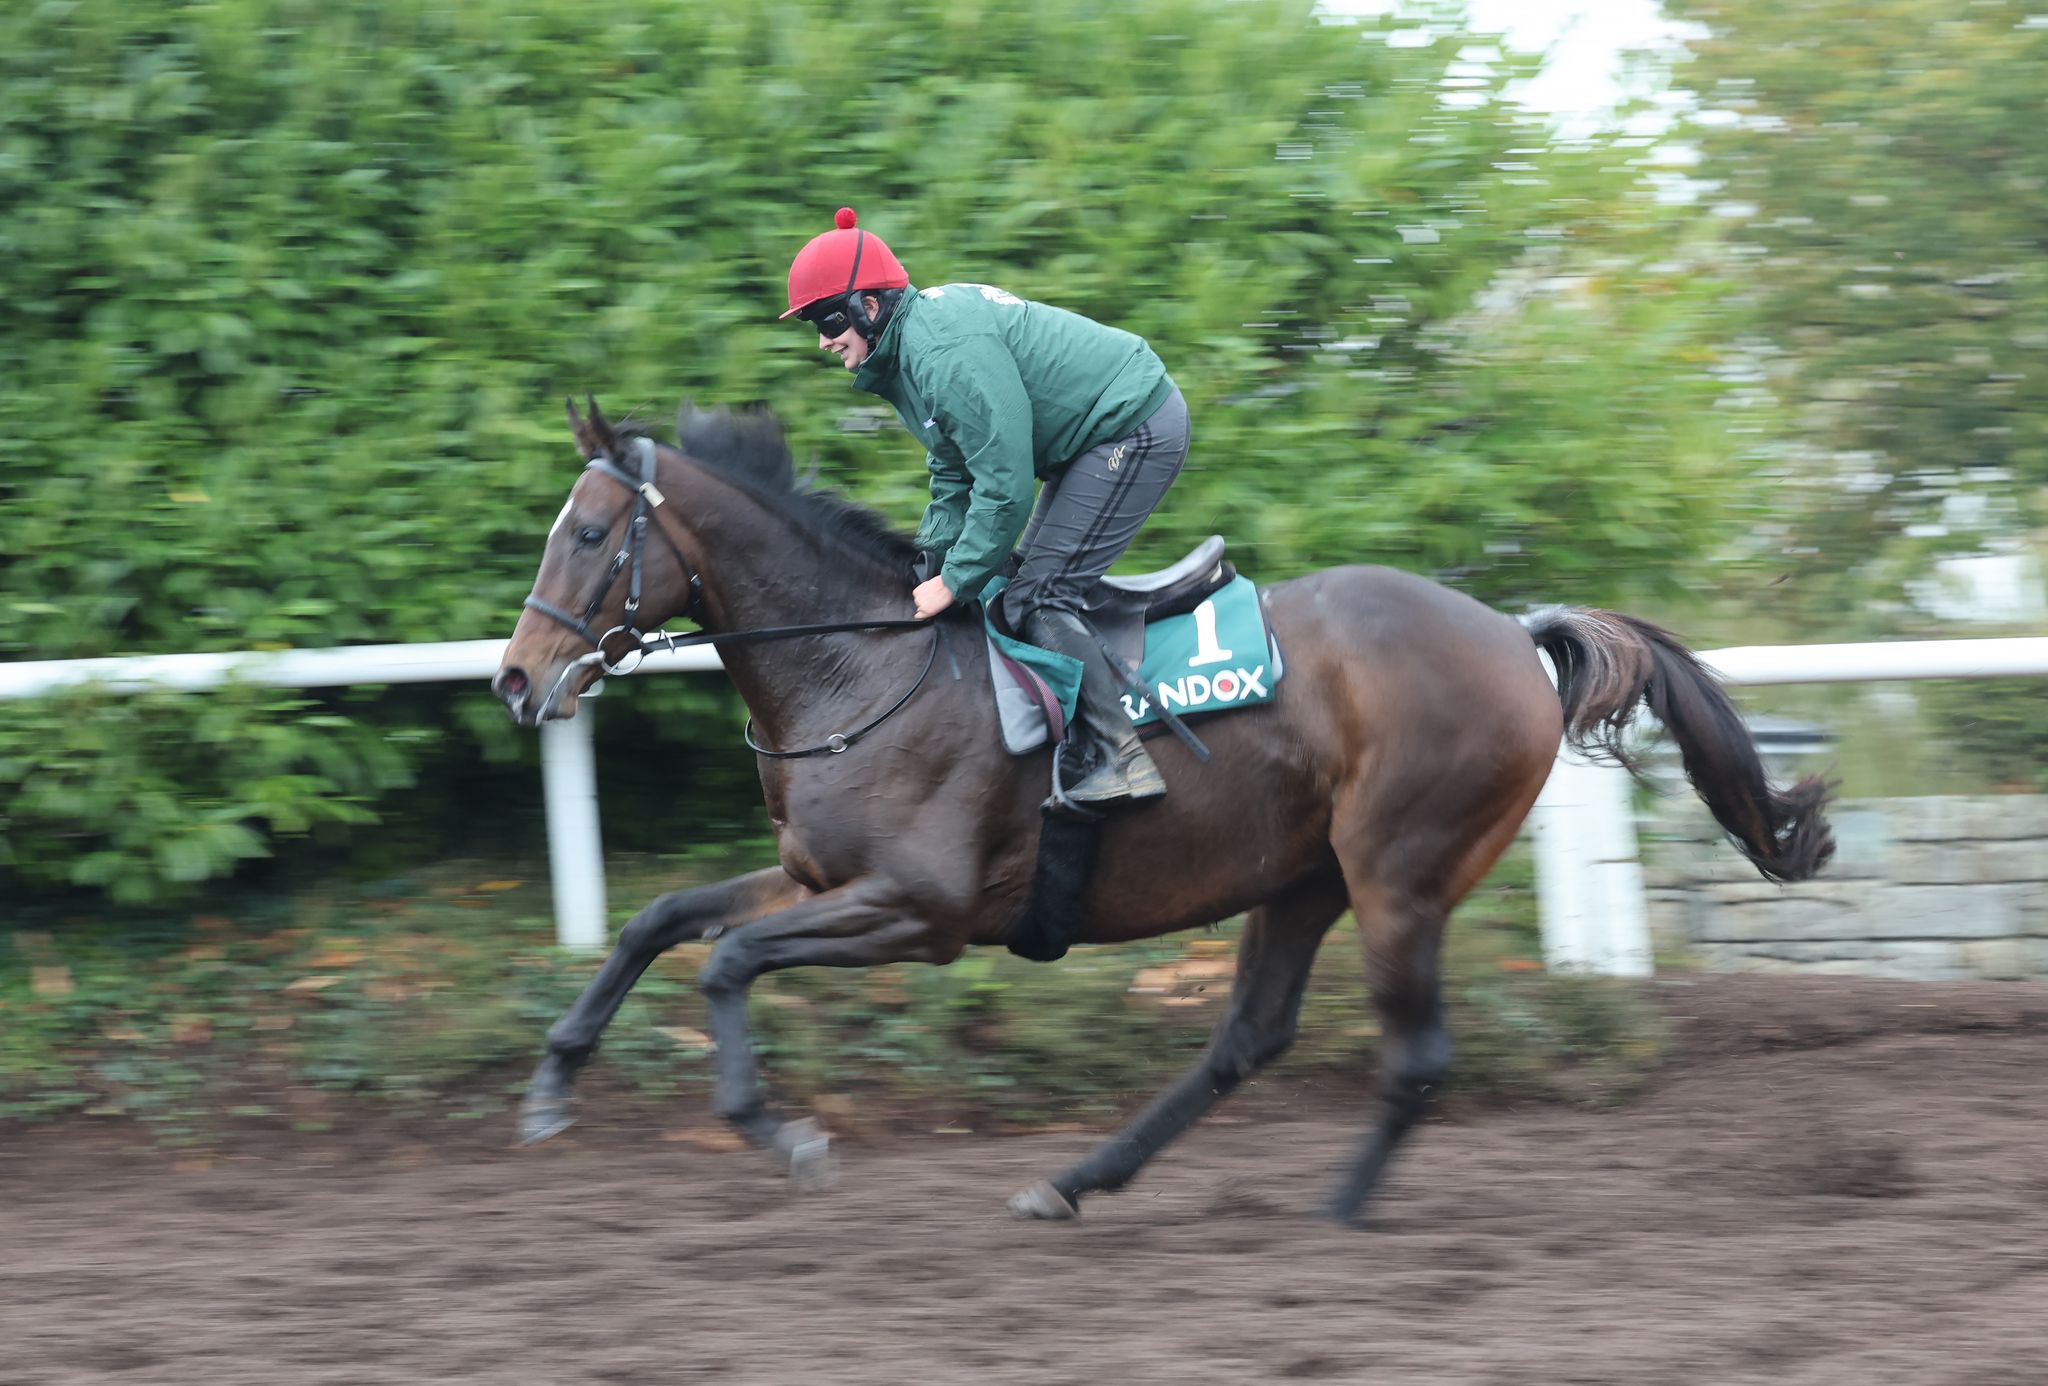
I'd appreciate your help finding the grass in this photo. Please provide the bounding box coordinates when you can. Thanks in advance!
[1,840,1668,1146]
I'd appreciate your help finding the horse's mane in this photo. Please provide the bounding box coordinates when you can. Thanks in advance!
[615,404,919,579]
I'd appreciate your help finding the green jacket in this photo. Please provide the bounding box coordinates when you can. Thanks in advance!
[852,283,1174,603]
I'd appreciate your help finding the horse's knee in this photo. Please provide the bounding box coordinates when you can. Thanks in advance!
[697,936,752,1000]
[615,890,696,957]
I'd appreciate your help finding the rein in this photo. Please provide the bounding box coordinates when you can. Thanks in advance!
[525,437,939,759]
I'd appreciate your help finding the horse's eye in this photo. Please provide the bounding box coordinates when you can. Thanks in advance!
[576,525,606,547]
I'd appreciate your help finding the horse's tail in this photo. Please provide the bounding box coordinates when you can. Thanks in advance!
[1519,607,1835,883]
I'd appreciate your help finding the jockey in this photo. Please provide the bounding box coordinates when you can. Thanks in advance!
[785,207,1190,812]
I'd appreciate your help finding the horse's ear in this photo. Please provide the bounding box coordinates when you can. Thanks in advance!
[565,394,615,460]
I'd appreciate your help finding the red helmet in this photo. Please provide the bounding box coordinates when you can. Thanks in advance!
[781,207,910,319]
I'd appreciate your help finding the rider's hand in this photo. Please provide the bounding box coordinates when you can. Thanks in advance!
[912,575,955,620]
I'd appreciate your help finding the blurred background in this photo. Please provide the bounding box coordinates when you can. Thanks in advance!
[2,0,2044,1135]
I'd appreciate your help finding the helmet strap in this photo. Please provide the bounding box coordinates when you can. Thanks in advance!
[839,229,886,343]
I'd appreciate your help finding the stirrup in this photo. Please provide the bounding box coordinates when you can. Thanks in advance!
[1043,741,1107,822]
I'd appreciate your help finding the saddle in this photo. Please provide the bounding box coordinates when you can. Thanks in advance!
[984,537,1281,755]
[1087,535,1235,666]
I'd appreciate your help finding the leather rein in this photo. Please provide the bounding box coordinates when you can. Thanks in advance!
[523,437,939,759]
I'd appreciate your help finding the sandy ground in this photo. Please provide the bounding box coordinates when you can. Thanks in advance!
[5,974,2048,1386]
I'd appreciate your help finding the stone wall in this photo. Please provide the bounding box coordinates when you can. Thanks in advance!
[1643,795,2048,980]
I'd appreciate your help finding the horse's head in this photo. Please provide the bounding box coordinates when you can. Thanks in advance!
[493,398,698,726]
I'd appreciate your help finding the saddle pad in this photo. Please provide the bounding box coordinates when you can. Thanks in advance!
[986,575,1282,755]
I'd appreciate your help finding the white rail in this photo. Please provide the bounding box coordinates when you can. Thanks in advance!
[0,641,718,950]
[1529,635,2048,976]
[4,635,2044,960]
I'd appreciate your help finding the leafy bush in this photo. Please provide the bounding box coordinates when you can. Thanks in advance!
[2,0,1762,902]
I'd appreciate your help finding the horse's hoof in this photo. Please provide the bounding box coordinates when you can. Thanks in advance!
[517,1096,577,1146]
[1008,1180,1080,1221]
[775,1118,836,1192]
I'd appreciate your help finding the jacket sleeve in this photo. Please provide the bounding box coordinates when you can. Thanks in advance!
[912,452,972,559]
[928,336,1036,602]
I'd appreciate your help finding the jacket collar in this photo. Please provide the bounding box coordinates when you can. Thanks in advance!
[852,290,915,394]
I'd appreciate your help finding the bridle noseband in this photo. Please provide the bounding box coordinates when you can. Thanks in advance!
[522,436,941,759]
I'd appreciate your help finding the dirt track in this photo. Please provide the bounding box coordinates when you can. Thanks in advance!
[7,975,2048,1385]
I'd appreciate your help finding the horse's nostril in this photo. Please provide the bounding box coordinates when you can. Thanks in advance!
[495,668,530,702]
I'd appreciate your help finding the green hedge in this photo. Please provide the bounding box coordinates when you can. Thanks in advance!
[1,0,1758,901]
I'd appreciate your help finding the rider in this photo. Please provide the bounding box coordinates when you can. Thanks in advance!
[784,207,1189,811]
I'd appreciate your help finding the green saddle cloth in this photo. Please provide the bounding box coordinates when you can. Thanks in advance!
[983,574,1278,729]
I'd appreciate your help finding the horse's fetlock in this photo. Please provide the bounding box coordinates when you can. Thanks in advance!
[543,1021,594,1057]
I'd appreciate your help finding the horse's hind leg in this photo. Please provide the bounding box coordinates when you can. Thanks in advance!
[1320,880,1453,1226]
[1010,873,1348,1220]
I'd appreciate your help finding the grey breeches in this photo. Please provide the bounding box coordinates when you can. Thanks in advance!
[999,385,1190,631]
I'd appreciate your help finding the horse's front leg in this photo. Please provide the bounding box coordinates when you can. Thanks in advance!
[520,866,811,1144]
[696,877,952,1174]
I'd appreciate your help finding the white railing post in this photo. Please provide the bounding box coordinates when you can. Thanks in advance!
[539,712,609,951]
[1529,748,1653,976]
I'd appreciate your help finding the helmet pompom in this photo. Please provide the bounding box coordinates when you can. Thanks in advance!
[834,207,858,230]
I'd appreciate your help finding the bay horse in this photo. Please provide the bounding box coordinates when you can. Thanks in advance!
[492,399,1833,1224]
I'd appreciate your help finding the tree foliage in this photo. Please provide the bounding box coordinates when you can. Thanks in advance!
[1,0,1763,900]
[1668,0,2048,624]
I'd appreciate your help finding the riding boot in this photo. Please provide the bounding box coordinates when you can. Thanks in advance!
[1023,608,1167,810]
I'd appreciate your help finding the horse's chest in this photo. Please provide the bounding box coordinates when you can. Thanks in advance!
[761,768,878,891]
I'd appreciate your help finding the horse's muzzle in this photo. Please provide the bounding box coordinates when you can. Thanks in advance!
[493,661,587,727]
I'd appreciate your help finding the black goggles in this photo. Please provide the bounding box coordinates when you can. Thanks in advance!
[801,297,855,338]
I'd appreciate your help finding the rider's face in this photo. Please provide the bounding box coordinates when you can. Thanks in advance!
[819,319,869,371]
[811,294,880,371]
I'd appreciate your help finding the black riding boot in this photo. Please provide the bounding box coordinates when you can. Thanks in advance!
[1023,608,1167,811]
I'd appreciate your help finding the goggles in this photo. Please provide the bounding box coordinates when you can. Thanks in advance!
[801,297,855,339]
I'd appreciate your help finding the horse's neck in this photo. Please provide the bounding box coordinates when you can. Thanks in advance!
[677,464,910,738]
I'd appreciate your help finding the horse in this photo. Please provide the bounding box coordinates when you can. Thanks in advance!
[492,398,1834,1224]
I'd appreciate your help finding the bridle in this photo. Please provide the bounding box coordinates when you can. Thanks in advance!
[522,436,941,759]
[523,438,692,664]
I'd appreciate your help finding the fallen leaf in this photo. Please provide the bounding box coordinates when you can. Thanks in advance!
[662,1126,747,1153]
[169,1015,213,1045]
[654,1025,715,1051]
[307,946,367,969]
[472,880,526,893]
[254,1013,295,1032]
[284,975,345,996]
[1129,958,1235,1002]
[811,1093,857,1121]
[1497,958,1544,973]
[30,965,74,997]
[183,943,226,962]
